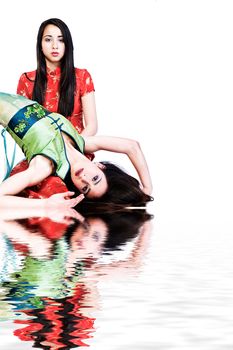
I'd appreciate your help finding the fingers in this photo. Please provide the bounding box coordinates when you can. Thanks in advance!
[64,194,84,208]
[69,194,85,207]
[59,192,85,205]
[76,193,85,203]
[63,191,75,198]
[66,208,85,222]
[49,192,85,208]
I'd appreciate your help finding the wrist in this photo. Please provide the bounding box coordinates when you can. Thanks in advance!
[143,185,153,195]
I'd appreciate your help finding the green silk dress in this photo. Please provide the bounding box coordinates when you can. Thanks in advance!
[0,92,85,180]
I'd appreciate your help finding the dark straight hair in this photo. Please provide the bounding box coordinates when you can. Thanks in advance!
[32,18,76,116]
[64,161,154,208]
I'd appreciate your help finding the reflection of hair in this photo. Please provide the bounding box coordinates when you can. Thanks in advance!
[33,18,76,116]
[66,209,153,251]
[102,210,153,250]
[66,161,153,208]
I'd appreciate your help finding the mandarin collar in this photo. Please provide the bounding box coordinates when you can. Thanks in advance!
[47,66,61,77]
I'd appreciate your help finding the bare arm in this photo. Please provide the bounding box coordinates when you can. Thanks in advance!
[0,156,52,196]
[0,192,85,217]
[0,156,84,210]
[80,92,98,136]
[84,136,153,195]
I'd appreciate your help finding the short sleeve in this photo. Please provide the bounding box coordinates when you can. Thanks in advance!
[17,73,33,99]
[80,69,95,96]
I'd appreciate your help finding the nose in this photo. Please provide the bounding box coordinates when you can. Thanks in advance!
[80,174,89,183]
[52,40,58,49]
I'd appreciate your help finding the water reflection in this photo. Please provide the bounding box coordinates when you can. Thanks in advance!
[0,207,153,349]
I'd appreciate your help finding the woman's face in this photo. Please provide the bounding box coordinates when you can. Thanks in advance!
[70,218,108,258]
[41,24,65,67]
[71,160,108,198]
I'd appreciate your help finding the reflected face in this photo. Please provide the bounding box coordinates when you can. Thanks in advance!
[71,161,108,198]
[71,218,108,257]
[41,24,65,66]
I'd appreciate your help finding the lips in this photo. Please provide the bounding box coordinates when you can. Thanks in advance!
[51,52,59,56]
[75,168,84,177]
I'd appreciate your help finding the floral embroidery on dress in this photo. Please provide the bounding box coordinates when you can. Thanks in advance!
[14,104,46,134]
[17,68,94,130]
[24,104,46,118]
[15,67,95,165]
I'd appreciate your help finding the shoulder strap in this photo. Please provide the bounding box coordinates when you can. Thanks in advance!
[1,128,16,180]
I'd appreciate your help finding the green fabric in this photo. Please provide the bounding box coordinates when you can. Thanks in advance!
[0,238,85,312]
[0,92,85,180]
[0,92,35,127]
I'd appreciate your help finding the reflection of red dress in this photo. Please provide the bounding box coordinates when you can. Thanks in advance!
[14,286,95,348]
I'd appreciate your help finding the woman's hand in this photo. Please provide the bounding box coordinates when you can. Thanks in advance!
[44,192,85,223]
[0,192,85,222]
[45,191,84,208]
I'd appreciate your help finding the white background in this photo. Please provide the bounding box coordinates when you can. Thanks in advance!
[1,0,233,227]
[0,0,156,206]
[1,2,233,349]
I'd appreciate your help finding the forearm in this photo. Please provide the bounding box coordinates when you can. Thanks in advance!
[0,195,47,215]
[81,91,98,137]
[127,141,153,195]
[0,192,85,221]
[80,123,98,137]
[84,135,153,194]
[0,171,31,196]
[0,156,53,196]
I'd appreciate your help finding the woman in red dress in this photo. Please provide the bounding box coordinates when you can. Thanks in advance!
[17,18,97,137]
[14,18,97,199]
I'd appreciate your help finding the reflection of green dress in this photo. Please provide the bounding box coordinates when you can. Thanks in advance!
[0,92,85,180]
[0,237,84,318]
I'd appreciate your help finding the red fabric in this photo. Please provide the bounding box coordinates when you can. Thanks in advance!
[14,292,95,348]
[10,160,68,199]
[14,320,43,341]
[10,160,69,240]
[27,217,68,240]
[17,67,95,133]
[12,67,95,236]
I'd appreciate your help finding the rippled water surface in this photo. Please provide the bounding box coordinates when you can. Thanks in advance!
[1,203,233,349]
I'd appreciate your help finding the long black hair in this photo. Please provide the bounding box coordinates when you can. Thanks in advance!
[65,161,153,209]
[32,18,76,116]
[85,162,153,208]
[100,162,153,206]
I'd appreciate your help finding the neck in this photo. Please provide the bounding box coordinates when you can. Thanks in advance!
[46,61,60,71]
[63,136,85,165]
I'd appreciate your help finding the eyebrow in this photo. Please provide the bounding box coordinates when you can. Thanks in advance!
[43,35,63,38]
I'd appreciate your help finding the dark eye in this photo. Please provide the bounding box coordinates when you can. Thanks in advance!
[92,231,100,242]
[82,185,89,194]
[92,175,99,182]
